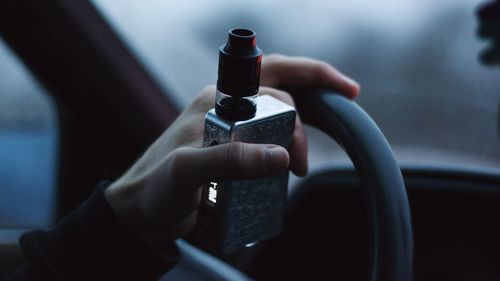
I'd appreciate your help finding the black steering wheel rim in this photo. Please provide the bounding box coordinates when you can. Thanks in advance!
[295,90,413,281]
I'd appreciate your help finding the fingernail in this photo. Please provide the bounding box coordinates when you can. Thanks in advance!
[264,146,289,173]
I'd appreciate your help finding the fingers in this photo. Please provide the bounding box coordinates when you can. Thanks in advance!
[260,87,308,176]
[167,142,290,189]
[261,54,360,99]
[480,44,500,65]
[477,20,500,38]
[182,85,308,176]
[476,1,500,65]
[187,85,217,114]
[288,128,308,176]
[477,0,500,20]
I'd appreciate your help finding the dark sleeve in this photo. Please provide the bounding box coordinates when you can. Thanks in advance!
[6,182,180,281]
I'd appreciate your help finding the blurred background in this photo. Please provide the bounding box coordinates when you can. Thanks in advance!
[0,0,498,229]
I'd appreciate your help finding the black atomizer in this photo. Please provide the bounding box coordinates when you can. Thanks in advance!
[197,29,296,255]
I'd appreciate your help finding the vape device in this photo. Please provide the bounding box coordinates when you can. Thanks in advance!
[197,29,296,255]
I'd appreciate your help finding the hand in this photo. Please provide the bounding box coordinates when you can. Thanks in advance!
[104,55,360,249]
[477,0,500,65]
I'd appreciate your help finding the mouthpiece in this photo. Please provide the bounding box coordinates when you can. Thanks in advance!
[216,28,262,98]
[215,28,262,120]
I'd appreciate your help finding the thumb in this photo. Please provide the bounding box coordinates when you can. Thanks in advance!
[167,142,290,189]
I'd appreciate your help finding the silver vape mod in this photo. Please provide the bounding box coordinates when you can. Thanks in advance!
[197,29,296,255]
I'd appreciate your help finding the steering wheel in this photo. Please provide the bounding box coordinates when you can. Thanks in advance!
[168,90,413,281]
[294,90,413,281]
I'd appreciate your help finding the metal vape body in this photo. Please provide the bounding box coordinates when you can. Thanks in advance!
[198,94,296,255]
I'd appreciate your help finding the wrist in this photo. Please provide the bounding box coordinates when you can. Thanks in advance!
[104,180,166,249]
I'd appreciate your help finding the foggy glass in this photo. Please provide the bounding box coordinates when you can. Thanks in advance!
[92,0,500,171]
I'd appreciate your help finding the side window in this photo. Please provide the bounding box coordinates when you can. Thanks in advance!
[0,38,58,233]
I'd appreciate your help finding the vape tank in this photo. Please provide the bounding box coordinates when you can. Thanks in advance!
[197,29,296,255]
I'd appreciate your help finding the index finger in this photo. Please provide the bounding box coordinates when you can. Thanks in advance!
[261,55,360,99]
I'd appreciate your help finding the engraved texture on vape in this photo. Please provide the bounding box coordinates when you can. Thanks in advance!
[198,95,296,254]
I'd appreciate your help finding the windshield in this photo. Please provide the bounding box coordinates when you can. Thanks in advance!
[92,0,500,172]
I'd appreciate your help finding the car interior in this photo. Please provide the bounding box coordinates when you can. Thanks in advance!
[0,0,499,280]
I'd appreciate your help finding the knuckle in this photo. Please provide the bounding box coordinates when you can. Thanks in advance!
[193,85,216,106]
[266,88,295,106]
[225,142,246,169]
[265,53,284,63]
[201,85,216,95]
[315,61,332,77]
[166,147,190,183]
[277,90,295,105]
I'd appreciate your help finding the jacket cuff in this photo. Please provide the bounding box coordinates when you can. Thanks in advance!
[20,182,180,281]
